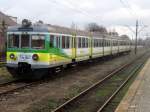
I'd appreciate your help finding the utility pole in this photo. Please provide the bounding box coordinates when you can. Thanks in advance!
[124,20,148,54]
[135,20,138,54]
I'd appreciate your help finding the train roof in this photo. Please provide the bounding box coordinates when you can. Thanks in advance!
[7,24,49,32]
[7,24,130,41]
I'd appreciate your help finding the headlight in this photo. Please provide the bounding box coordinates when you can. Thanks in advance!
[10,53,15,59]
[32,54,39,61]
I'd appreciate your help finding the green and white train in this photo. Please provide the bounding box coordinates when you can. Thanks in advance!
[6,20,131,79]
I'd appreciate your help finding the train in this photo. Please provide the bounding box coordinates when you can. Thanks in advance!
[6,19,131,79]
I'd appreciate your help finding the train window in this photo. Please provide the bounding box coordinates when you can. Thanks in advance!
[114,41,115,46]
[8,34,19,48]
[105,40,107,46]
[99,39,103,47]
[62,36,70,49]
[31,35,45,49]
[94,39,96,47]
[96,39,99,47]
[116,41,117,46]
[121,41,123,46]
[103,40,106,47]
[120,41,121,46]
[113,40,115,46]
[96,39,97,47]
[101,39,103,47]
[105,40,107,47]
[95,39,98,47]
[56,36,61,48]
[107,40,109,46]
[109,40,111,46]
[113,41,114,46]
[85,38,88,48]
[97,39,99,47]
[62,36,65,48]
[82,38,85,48]
[85,38,87,48]
[100,39,103,47]
[66,36,70,49]
[21,34,30,48]
[50,35,54,47]
[78,37,82,48]
[106,40,108,46]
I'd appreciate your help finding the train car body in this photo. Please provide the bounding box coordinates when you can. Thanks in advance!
[6,20,131,79]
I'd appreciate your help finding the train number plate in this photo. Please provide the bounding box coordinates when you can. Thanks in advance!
[20,54,31,61]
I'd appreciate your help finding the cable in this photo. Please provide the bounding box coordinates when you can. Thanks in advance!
[119,0,136,18]
[47,0,104,24]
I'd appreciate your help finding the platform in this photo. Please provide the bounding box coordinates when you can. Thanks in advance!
[115,58,150,112]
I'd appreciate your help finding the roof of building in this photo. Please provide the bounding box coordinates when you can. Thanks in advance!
[0,11,16,26]
[0,11,17,33]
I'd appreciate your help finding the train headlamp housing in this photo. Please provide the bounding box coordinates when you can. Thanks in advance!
[10,53,15,59]
[22,19,32,27]
[32,54,39,61]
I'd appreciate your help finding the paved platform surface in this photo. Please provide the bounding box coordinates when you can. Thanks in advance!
[115,58,150,112]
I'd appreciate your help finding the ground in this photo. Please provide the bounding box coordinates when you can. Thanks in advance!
[0,49,146,112]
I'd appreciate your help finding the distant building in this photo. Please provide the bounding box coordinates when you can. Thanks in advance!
[0,11,17,52]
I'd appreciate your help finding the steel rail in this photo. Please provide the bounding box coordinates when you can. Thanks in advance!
[0,80,18,88]
[52,53,146,112]
[0,79,48,97]
[97,61,145,112]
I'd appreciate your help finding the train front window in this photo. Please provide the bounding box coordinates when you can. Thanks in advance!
[21,34,30,48]
[8,34,19,48]
[31,35,45,49]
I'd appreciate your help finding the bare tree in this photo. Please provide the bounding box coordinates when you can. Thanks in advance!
[86,23,107,34]
[109,31,119,36]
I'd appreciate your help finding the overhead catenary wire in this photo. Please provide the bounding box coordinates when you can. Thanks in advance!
[47,0,104,25]
[119,0,146,27]
[119,0,137,18]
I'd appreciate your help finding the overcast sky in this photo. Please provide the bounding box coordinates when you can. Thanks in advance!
[0,0,150,38]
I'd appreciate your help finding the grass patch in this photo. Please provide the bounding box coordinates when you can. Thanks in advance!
[26,98,58,112]
[96,89,110,98]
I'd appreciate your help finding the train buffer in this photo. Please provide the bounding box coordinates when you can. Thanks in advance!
[115,58,150,112]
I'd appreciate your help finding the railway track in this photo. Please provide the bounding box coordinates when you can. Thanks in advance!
[52,53,148,112]
[0,80,34,97]
[0,80,18,87]
[0,52,147,109]
[0,78,53,98]
[0,54,133,98]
